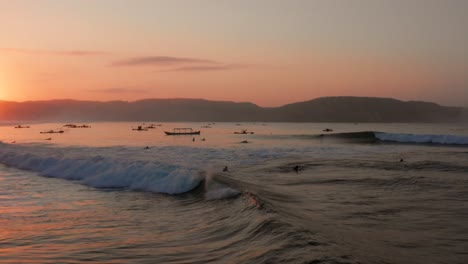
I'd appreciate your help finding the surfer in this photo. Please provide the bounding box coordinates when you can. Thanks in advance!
[223,166,228,172]
[244,191,263,209]
[293,165,300,173]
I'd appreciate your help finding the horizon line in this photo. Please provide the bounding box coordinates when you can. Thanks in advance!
[0,96,463,108]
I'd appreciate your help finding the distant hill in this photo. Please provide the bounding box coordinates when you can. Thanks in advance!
[269,97,466,122]
[0,97,466,122]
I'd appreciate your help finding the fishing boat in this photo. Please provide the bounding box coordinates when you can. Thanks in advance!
[40,129,64,134]
[234,129,254,134]
[14,125,30,128]
[164,128,200,135]
[132,126,148,131]
[64,124,91,128]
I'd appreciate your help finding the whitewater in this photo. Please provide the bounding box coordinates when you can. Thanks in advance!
[0,122,467,263]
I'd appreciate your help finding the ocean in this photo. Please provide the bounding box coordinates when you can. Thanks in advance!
[0,122,467,264]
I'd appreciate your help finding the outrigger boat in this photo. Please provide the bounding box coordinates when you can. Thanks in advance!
[40,129,64,134]
[164,128,200,135]
[234,129,254,135]
[64,124,91,128]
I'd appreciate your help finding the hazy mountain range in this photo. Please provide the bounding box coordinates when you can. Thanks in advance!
[0,97,466,122]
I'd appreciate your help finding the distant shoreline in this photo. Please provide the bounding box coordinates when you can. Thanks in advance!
[0,96,466,123]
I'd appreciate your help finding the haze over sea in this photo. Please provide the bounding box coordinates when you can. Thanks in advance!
[0,122,467,263]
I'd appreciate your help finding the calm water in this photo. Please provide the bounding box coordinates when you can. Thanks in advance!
[0,122,467,263]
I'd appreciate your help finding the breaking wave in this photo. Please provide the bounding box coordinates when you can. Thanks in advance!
[374,132,468,145]
[0,143,204,194]
[281,131,468,146]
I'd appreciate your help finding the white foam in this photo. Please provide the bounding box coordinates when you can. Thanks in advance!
[0,144,203,194]
[375,132,468,145]
[202,171,241,200]
[205,187,240,200]
[0,140,402,195]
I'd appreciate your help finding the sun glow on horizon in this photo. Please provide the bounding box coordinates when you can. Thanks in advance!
[0,1,467,106]
[0,74,6,100]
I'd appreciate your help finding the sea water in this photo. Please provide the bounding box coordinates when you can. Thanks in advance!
[0,122,467,263]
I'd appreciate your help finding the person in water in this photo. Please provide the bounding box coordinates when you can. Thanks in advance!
[144,146,150,150]
[294,165,300,172]
[223,166,228,172]
[244,191,263,209]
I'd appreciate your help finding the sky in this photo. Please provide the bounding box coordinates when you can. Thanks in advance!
[0,0,467,107]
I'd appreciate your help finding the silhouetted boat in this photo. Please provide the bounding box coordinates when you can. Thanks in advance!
[234,129,254,134]
[323,128,333,132]
[132,126,148,131]
[40,130,64,134]
[14,125,30,128]
[64,124,91,128]
[164,128,200,135]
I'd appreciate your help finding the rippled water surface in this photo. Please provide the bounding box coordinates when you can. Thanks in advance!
[0,122,467,263]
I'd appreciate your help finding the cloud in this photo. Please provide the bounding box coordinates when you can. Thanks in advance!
[161,64,248,72]
[111,56,218,66]
[0,48,107,56]
[56,50,107,56]
[88,87,150,94]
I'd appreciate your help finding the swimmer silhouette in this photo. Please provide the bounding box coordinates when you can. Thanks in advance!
[294,165,300,173]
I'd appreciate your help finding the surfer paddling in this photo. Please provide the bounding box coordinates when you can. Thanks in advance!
[244,191,263,209]
[293,165,301,173]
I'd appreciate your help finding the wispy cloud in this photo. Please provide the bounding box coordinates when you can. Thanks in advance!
[0,48,107,56]
[111,56,218,67]
[161,64,248,72]
[88,87,150,94]
[56,50,107,56]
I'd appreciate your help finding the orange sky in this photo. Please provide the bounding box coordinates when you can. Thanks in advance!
[1,0,467,107]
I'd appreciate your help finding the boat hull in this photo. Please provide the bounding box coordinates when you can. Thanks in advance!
[164,131,200,135]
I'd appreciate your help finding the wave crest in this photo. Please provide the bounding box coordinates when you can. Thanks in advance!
[0,144,203,194]
[375,132,468,145]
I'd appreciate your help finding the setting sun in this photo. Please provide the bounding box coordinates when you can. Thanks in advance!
[0,66,10,100]
[0,78,5,99]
